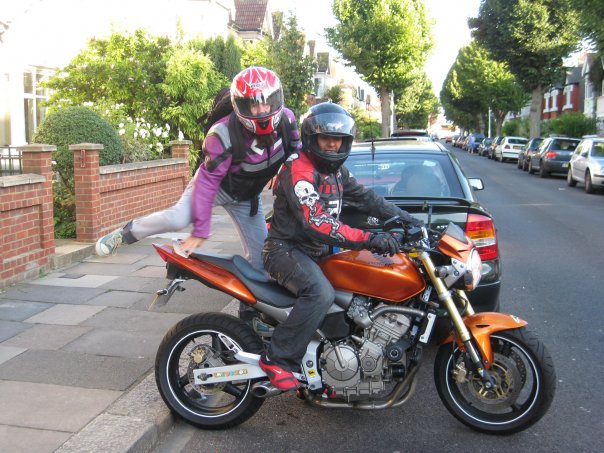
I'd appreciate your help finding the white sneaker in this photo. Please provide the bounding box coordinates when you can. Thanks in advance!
[95,229,124,257]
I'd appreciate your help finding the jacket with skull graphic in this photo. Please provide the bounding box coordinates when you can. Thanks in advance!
[267,150,403,256]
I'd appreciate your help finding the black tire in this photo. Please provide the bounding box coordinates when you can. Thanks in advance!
[567,169,577,187]
[517,158,523,169]
[522,159,529,171]
[155,312,265,430]
[434,327,556,434]
[539,163,549,178]
[585,170,594,194]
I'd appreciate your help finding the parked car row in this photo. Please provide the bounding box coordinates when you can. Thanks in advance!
[454,133,603,194]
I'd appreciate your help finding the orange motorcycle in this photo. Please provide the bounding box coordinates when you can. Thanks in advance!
[152,219,555,433]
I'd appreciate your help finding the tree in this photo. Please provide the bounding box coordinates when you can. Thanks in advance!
[325,85,344,104]
[189,34,242,80]
[268,15,316,118]
[567,0,604,54]
[45,30,172,128]
[394,70,439,129]
[326,0,432,137]
[241,35,272,68]
[469,0,581,138]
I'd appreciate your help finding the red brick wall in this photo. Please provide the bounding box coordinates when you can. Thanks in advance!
[0,145,56,287]
[72,141,191,241]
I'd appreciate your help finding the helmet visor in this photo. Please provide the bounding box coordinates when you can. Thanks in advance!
[304,111,356,137]
[234,89,283,119]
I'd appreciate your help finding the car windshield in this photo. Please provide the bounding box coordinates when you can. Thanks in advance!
[508,138,528,145]
[345,153,464,198]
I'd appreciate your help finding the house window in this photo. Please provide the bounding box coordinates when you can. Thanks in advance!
[543,92,550,113]
[23,67,51,142]
[550,89,559,112]
[562,85,574,110]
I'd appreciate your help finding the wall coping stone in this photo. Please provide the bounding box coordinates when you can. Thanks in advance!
[168,140,193,146]
[68,143,104,150]
[17,144,57,152]
[0,173,46,187]
[99,158,187,175]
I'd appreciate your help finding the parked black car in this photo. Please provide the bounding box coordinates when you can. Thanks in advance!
[528,136,580,177]
[340,139,501,312]
[517,138,543,171]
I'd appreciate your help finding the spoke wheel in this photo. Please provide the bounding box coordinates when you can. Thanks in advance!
[434,327,556,434]
[155,313,264,429]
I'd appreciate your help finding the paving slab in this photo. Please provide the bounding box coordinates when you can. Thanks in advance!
[2,324,91,350]
[0,345,27,365]
[81,306,186,333]
[0,350,151,390]
[129,265,167,278]
[30,272,119,288]
[0,380,121,432]
[83,252,148,265]
[0,284,106,304]
[62,329,166,358]
[85,290,149,308]
[0,300,52,321]
[100,275,167,293]
[0,320,31,341]
[25,304,106,325]
[0,425,72,453]
[65,262,148,276]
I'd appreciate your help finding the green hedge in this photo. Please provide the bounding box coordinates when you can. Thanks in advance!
[33,106,123,238]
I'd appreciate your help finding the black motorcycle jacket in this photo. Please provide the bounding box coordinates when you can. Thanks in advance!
[267,150,404,256]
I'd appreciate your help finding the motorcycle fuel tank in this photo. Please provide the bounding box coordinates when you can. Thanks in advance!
[320,250,426,302]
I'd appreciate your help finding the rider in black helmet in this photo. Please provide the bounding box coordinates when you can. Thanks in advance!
[258,102,422,391]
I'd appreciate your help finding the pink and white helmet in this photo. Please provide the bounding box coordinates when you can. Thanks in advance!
[230,66,284,135]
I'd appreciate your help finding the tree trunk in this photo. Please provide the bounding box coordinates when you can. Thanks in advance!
[529,86,543,139]
[380,87,391,138]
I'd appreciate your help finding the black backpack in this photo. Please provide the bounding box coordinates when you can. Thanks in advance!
[195,88,294,173]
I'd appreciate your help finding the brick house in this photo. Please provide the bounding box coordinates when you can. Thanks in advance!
[541,65,583,120]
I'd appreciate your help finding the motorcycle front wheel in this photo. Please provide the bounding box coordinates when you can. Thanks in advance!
[155,312,264,430]
[434,327,556,434]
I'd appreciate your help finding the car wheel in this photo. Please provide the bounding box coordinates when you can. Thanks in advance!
[585,170,595,194]
[517,158,523,169]
[567,169,577,187]
[528,160,535,174]
[539,162,549,178]
[522,160,529,171]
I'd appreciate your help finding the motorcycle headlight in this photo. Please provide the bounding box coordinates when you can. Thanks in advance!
[464,248,482,291]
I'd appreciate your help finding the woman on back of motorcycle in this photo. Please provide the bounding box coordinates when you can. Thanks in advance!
[260,102,423,390]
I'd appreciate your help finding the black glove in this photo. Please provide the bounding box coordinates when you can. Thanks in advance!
[395,208,423,228]
[368,232,400,256]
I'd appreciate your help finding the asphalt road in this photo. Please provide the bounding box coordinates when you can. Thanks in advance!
[152,144,604,453]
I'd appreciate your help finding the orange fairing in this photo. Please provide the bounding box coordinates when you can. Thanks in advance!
[437,233,473,262]
[443,312,528,368]
[153,244,256,304]
[320,250,426,302]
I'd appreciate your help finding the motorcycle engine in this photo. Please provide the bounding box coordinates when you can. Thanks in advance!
[320,300,412,399]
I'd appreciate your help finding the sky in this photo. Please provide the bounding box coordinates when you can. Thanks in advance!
[2,0,481,96]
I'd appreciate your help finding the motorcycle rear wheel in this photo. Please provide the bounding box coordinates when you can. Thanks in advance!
[434,327,555,434]
[155,312,264,430]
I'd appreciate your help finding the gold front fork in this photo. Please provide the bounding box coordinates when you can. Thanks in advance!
[419,252,473,342]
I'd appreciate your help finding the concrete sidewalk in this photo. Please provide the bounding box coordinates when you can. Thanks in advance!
[0,206,248,453]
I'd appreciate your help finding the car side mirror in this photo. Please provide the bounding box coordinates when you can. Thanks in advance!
[468,178,484,191]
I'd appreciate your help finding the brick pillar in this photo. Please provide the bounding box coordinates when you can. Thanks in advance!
[169,140,192,160]
[19,144,56,251]
[169,140,192,188]
[71,143,103,242]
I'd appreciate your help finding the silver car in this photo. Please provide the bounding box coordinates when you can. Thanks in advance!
[567,136,604,193]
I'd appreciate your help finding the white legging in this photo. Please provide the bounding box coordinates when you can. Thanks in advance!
[129,178,267,271]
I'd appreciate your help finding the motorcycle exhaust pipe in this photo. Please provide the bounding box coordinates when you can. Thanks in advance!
[251,381,283,398]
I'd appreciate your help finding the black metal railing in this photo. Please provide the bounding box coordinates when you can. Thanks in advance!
[0,146,22,176]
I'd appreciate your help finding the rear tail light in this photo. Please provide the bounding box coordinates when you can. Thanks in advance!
[504,144,510,149]
[545,151,557,159]
[465,213,498,260]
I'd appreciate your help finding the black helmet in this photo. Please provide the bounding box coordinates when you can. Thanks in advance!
[301,102,356,173]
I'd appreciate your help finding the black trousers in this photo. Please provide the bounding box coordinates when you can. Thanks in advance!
[262,239,335,371]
